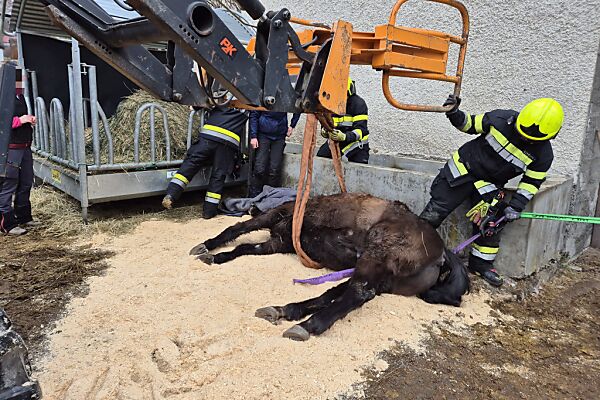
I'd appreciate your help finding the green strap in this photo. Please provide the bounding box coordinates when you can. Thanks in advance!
[519,212,600,224]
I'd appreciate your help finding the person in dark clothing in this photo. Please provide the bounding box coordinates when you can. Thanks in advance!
[162,106,248,219]
[248,110,300,198]
[0,85,39,235]
[317,79,369,164]
[419,95,564,287]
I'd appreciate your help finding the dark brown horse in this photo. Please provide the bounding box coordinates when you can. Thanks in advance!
[190,193,470,341]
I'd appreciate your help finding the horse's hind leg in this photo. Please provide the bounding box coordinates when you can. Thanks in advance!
[255,281,350,325]
[190,209,289,255]
[283,275,378,341]
[198,235,292,265]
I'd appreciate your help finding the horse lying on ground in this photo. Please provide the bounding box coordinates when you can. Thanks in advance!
[190,193,470,341]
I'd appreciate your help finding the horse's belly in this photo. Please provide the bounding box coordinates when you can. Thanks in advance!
[305,246,358,271]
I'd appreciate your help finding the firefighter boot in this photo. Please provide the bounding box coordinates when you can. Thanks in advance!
[477,269,504,287]
[469,254,504,287]
[162,182,184,210]
[202,201,218,220]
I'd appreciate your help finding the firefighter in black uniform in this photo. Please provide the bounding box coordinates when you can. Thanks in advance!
[162,105,248,219]
[0,81,40,235]
[419,95,564,287]
[317,79,370,164]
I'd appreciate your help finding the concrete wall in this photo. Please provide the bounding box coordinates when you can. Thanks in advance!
[281,145,572,278]
[264,0,600,257]
[565,43,600,255]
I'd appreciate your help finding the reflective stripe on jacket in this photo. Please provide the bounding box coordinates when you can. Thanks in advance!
[333,94,369,158]
[446,108,553,211]
[200,107,248,149]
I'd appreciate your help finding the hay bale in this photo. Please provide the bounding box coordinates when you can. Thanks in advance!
[87,90,203,164]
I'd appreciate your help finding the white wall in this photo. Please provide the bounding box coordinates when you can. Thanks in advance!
[263,0,600,178]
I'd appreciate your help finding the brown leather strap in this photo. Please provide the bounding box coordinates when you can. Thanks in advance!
[291,114,346,269]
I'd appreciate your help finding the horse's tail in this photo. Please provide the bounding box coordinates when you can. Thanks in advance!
[419,248,470,307]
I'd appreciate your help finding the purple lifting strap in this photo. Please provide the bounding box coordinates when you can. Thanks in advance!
[292,216,506,285]
[293,268,355,285]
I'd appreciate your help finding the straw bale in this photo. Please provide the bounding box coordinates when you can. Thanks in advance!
[29,185,204,238]
[86,90,203,164]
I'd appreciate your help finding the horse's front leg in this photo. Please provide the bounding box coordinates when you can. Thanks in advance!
[255,281,350,325]
[190,209,289,255]
[198,235,292,265]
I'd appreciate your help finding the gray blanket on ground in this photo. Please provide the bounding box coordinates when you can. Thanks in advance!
[218,185,296,216]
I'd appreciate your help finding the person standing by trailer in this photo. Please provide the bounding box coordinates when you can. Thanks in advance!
[162,105,249,219]
[0,73,41,235]
[248,110,300,198]
[317,78,370,164]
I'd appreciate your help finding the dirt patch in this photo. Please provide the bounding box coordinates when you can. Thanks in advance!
[0,230,113,352]
[360,248,600,400]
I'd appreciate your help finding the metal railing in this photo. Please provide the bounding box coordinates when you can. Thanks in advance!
[0,0,16,37]
[133,103,171,163]
[32,95,204,172]
[29,53,206,173]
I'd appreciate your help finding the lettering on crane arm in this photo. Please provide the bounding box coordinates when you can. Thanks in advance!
[220,38,237,57]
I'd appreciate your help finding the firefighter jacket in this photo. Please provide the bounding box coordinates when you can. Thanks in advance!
[332,93,369,158]
[199,106,248,149]
[445,108,554,212]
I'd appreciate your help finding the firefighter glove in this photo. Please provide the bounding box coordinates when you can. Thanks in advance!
[466,199,494,225]
[329,129,346,142]
[479,214,507,237]
[320,128,330,139]
[503,206,520,222]
[443,94,461,115]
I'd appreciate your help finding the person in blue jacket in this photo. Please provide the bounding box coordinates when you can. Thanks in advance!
[248,110,300,197]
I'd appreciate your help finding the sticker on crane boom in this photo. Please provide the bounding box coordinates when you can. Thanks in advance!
[51,169,61,183]
[220,37,237,57]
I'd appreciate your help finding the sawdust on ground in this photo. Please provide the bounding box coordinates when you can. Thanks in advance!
[36,216,495,399]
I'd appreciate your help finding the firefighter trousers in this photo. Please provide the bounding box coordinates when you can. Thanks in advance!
[166,137,236,217]
[419,170,502,274]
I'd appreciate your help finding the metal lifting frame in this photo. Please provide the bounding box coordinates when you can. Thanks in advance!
[34,0,468,117]
[1,0,469,183]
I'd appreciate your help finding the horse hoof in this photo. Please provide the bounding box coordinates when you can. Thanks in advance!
[189,243,208,256]
[255,306,282,325]
[197,253,214,265]
[283,325,310,341]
